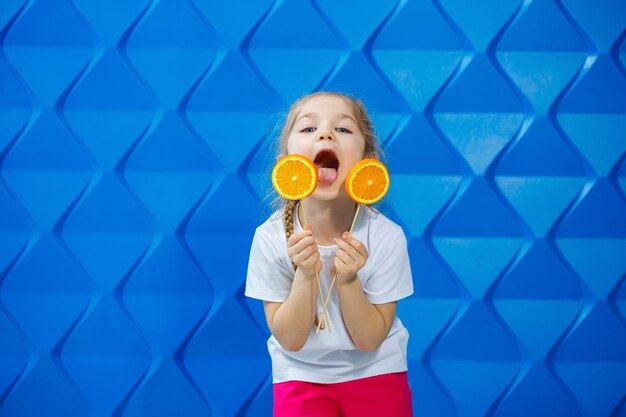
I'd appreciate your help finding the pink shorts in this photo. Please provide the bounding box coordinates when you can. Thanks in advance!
[273,372,413,417]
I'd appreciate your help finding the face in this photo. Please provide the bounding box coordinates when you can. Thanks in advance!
[285,95,367,200]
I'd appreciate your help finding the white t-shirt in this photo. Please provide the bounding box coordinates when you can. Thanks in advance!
[245,203,414,384]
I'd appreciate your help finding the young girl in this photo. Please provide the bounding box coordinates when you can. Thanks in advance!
[245,91,414,417]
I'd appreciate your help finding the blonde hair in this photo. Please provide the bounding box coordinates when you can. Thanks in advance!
[269,91,384,261]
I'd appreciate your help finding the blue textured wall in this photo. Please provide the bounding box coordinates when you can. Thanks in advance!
[1,0,625,416]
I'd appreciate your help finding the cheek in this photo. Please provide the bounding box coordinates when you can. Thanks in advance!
[347,141,367,160]
[351,135,367,156]
[286,135,310,155]
[285,137,297,154]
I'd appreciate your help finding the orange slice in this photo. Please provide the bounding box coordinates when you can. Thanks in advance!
[272,154,318,200]
[345,158,389,204]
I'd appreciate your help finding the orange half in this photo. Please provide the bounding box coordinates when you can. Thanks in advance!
[272,154,318,200]
[345,159,389,204]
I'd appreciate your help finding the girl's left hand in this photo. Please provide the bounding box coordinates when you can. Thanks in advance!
[332,232,368,283]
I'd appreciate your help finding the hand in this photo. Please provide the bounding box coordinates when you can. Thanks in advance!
[332,232,368,283]
[287,227,322,278]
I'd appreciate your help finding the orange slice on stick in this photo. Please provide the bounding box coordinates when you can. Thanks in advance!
[272,154,318,200]
[272,154,329,331]
[345,158,389,204]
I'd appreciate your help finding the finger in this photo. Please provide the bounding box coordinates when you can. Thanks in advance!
[291,242,317,264]
[289,235,316,254]
[341,232,367,258]
[347,233,367,258]
[288,230,313,247]
[335,248,354,265]
[288,230,312,247]
[333,255,348,273]
[333,238,358,262]
[292,235,316,253]
[301,250,320,270]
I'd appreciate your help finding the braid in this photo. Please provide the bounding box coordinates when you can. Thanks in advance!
[283,199,299,271]
[284,199,297,240]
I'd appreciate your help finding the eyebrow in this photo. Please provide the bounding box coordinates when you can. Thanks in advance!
[295,112,316,122]
[338,113,358,124]
[295,112,357,124]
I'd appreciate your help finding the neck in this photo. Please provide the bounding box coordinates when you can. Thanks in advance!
[298,197,358,245]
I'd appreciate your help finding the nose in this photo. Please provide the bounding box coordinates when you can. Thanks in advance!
[318,127,334,141]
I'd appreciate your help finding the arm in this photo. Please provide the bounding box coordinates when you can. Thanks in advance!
[333,232,397,352]
[335,282,396,352]
[263,229,322,352]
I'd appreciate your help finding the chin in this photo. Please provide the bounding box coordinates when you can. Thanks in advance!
[310,190,337,201]
[312,183,346,200]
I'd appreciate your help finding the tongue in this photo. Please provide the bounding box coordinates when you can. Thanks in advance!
[318,167,338,185]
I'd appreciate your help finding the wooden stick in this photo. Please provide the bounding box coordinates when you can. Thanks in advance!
[316,204,360,333]
[349,204,360,232]
[301,205,330,332]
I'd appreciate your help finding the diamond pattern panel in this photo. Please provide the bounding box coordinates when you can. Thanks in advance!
[1,1,625,416]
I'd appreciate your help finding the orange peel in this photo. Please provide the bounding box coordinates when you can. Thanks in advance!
[345,158,389,205]
[272,154,318,200]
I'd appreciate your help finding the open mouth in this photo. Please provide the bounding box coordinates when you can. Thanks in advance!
[314,150,340,186]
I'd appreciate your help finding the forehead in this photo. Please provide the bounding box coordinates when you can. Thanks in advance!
[296,95,356,120]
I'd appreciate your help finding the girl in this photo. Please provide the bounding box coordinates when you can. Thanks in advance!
[245,91,414,417]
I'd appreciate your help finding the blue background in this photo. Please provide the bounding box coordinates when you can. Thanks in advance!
[1,0,626,416]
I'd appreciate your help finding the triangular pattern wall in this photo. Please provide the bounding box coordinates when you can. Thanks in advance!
[1,0,625,416]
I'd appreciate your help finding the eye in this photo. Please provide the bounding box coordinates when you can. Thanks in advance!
[336,127,352,133]
[301,127,316,133]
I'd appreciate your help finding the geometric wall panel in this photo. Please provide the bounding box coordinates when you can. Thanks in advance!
[1,1,625,416]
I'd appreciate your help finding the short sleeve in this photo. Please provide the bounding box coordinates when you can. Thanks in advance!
[362,227,414,304]
[245,227,294,302]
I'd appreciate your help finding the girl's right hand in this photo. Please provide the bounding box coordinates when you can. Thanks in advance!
[287,228,322,277]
